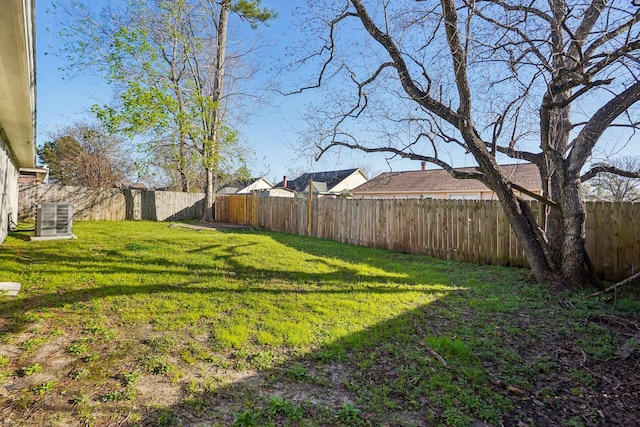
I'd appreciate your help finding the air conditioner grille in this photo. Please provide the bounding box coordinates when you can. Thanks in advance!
[35,203,74,237]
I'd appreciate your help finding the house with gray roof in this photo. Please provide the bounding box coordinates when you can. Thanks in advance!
[218,177,273,195]
[351,163,542,200]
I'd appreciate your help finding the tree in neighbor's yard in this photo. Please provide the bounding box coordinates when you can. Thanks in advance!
[290,0,640,290]
[54,0,276,221]
[38,122,134,188]
[583,156,640,202]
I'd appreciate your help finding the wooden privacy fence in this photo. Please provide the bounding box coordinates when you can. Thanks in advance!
[19,184,205,222]
[216,194,640,282]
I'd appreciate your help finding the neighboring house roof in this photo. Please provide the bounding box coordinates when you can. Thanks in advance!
[275,168,366,192]
[352,163,542,195]
[220,179,254,193]
[219,177,273,194]
[257,187,296,197]
[310,181,328,193]
[219,186,241,195]
[0,0,36,168]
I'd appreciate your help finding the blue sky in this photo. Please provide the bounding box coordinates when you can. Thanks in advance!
[35,0,431,183]
[35,0,639,184]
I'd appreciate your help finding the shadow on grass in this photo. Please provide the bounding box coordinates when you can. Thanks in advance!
[0,228,455,337]
[4,238,420,283]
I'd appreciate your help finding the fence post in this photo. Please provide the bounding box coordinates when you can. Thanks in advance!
[307,179,313,236]
[250,192,257,227]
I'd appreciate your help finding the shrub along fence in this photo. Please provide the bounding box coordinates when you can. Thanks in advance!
[216,194,640,283]
[18,184,205,222]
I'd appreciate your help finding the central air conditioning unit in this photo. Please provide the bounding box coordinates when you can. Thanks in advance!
[33,202,76,240]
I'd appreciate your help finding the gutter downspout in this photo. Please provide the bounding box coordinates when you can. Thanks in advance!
[2,151,10,233]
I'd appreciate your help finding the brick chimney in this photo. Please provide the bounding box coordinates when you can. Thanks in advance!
[421,161,427,171]
[282,176,287,188]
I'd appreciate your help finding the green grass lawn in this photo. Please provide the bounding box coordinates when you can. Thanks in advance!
[0,221,638,426]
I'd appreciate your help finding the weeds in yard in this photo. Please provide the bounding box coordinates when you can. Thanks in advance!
[121,370,143,387]
[19,363,43,376]
[183,395,208,414]
[229,397,306,427]
[152,408,179,427]
[70,368,90,380]
[284,364,307,381]
[102,388,138,402]
[19,337,47,352]
[85,324,117,341]
[335,403,363,426]
[143,336,177,354]
[139,355,177,376]
[66,341,89,355]
[233,409,259,426]
[82,353,99,362]
[266,396,304,420]
[180,340,214,364]
[72,393,91,405]
[31,380,57,395]
[74,407,97,425]
[252,350,275,370]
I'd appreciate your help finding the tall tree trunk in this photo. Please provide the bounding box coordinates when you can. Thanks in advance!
[537,1,605,290]
[179,132,189,192]
[175,89,189,193]
[202,0,229,222]
[202,164,215,222]
[499,191,559,285]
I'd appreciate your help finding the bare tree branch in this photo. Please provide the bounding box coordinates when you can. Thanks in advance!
[350,0,460,126]
[581,165,640,182]
[568,80,640,174]
[285,10,358,95]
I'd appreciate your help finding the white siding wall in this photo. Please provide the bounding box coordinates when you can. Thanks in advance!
[237,178,273,194]
[0,137,19,243]
[330,171,368,193]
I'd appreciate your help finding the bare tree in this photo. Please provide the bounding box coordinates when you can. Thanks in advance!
[290,0,640,290]
[584,156,640,202]
[38,122,134,188]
